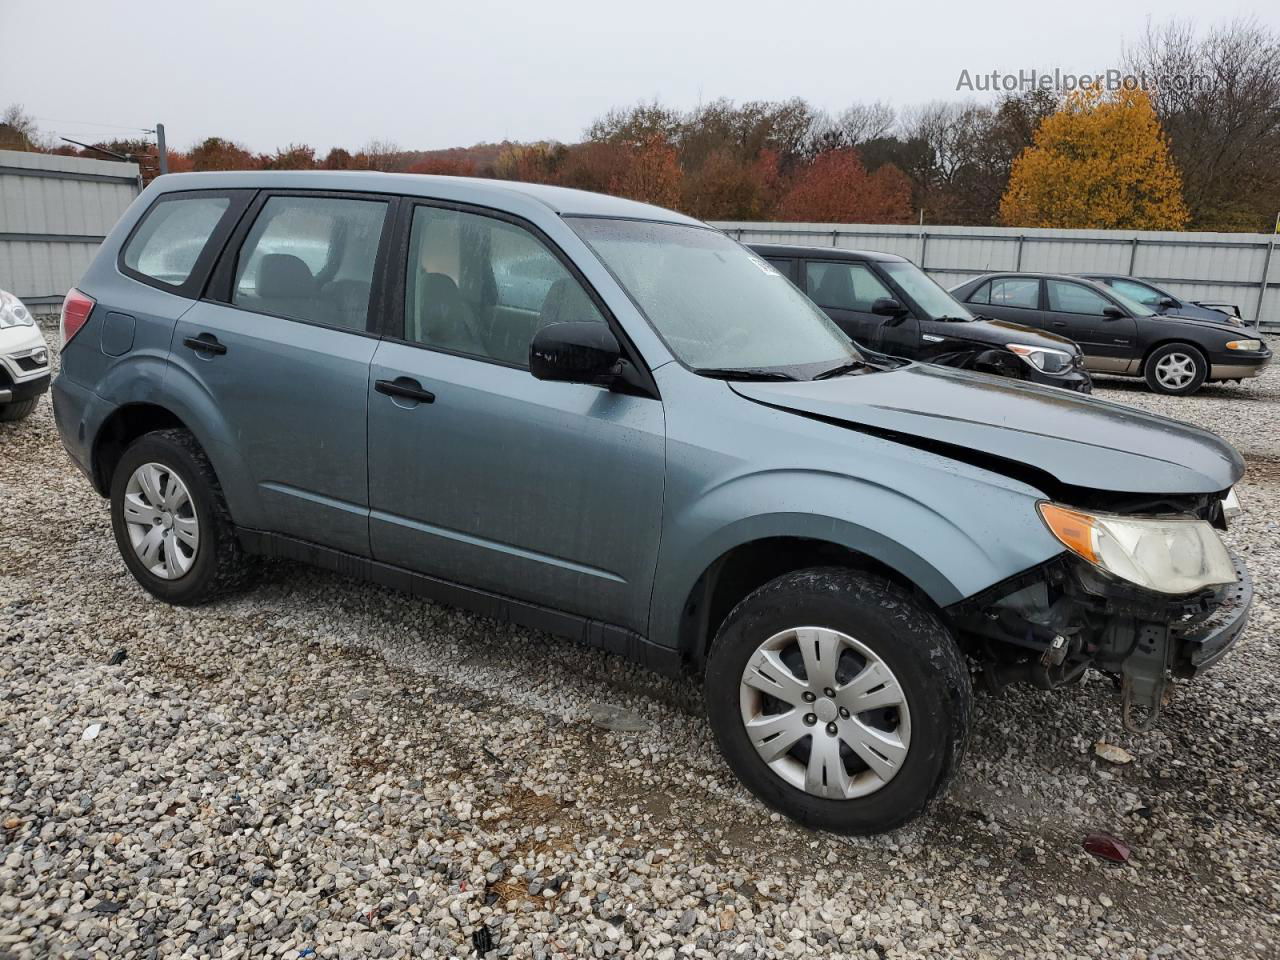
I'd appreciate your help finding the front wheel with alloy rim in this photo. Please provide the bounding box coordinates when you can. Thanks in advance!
[1145,343,1207,395]
[110,429,253,605]
[705,568,971,834]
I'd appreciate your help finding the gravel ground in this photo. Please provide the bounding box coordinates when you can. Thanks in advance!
[2,333,1278,959]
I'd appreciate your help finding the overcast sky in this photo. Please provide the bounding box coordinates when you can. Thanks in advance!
[3,0,1276,154]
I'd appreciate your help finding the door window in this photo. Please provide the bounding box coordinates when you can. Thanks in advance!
[987,277,1040,309]
[1046,280,1113,316]
[123,195,231,287]
[232,196,389,331]
[1108,278,1163,308]
[404,206,606,366]
[805,261,894,312]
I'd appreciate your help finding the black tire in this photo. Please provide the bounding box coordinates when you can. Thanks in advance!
[1144,343,1207,395]
[0,398,39,422]
[705,568,971,834]
[109,428,254,605]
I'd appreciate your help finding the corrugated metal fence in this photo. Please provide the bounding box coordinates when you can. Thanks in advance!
[716,221,1280,330]
[0,149,140,312]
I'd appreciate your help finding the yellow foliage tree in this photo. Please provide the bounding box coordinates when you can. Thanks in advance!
[999,87,1189,230]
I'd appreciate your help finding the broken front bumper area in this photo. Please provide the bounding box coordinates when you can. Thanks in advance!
[949,551,1253,733]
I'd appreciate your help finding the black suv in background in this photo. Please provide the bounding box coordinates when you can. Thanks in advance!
[949,272,1271,396]
[752,245,1091,393]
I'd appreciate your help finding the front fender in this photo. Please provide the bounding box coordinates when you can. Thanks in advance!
[647,466,1064,653]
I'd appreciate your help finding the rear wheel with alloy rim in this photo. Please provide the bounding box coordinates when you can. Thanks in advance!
[1145,343,1206,395]
[110,429,253,605]
[705,568,970,834]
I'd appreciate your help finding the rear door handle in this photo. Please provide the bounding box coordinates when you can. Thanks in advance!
[183,333,227,356]
[1051,320,1068,328]
[376,378,435,404]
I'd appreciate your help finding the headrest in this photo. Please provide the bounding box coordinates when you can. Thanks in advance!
[257,254,317,299]
[539,277,597,325]
[815,266,852,306]
[421,272,464,305]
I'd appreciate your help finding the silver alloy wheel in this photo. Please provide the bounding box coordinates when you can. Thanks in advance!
[122,462,199,580]
[739,626,911,800]
[1154,351,1198,390]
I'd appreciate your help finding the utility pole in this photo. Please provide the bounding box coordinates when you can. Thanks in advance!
[155,123,168,175]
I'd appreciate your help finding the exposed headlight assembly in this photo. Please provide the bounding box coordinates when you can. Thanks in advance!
[1225,339,1262,351]
[1006,343,1075,374]
[0,290,35,329]
[1038,502,1236,595]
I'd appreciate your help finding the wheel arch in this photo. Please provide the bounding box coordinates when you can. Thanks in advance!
[91,402,190,495]
[1138,338,1208,374]
[670,532,957,675]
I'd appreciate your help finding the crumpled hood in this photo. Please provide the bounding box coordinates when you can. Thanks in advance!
[730,362,1244,495]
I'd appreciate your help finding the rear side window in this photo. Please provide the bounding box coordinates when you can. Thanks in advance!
[989,277,1040,309]
[232,196,388,331]
[805,261,894,312]
[1046,280,1111,316]
[122,196,230,287]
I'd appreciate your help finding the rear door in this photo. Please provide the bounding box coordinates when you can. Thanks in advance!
[365,201,666,633]
[1043,279,1137,370]
[963,276,1045,328]
[171,191,395,555]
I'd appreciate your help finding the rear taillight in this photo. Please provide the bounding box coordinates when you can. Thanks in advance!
[59,288,96,349]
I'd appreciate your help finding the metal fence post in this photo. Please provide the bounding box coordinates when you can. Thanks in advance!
[1128,236,1140,275]
[1255,240,1275,327]
[1015,235,1025,271]
[920,232,929,269]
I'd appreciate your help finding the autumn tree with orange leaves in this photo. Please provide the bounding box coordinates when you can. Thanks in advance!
[779,149,912,223]
[611,136,682,209]
[999,87,1189,230]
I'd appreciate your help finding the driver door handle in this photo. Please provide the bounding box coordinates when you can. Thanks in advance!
[376,378,435,404]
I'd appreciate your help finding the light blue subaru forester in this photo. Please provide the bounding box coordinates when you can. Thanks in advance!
[53,172,1250,833]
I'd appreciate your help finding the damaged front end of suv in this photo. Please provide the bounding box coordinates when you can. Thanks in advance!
[727,361,1253,738]
[950,488,1249,732]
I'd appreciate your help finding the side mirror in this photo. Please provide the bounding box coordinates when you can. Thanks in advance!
[530,321,621,384]
[871,297,906,318]
[1102,305,1126,319]
[1158,296,1178,310]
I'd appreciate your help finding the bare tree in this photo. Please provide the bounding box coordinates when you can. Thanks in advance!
[1125,17,1280,230]
[834,102,896,145]
[0,104,40,150]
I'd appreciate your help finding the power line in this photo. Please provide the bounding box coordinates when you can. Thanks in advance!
[33,116,154,133]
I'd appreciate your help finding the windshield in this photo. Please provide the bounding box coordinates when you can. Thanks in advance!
[879,260,974,321]
[1105,286,1156,317]
[569,218,860,374]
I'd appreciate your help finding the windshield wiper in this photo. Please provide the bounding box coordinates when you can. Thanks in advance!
[694,367,799,381]
[812,359,866,380]
[934,315,973,323]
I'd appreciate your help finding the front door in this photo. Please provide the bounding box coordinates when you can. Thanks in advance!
[366,202,666,634]
[1043,279,1137,371]
[172,192,393,555]
[803,259,906,354]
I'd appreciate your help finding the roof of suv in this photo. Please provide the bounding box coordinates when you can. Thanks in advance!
[748,243,908,263]
[148,170,704,226]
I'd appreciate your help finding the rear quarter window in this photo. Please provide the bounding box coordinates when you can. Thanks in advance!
[122,195,232,289]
